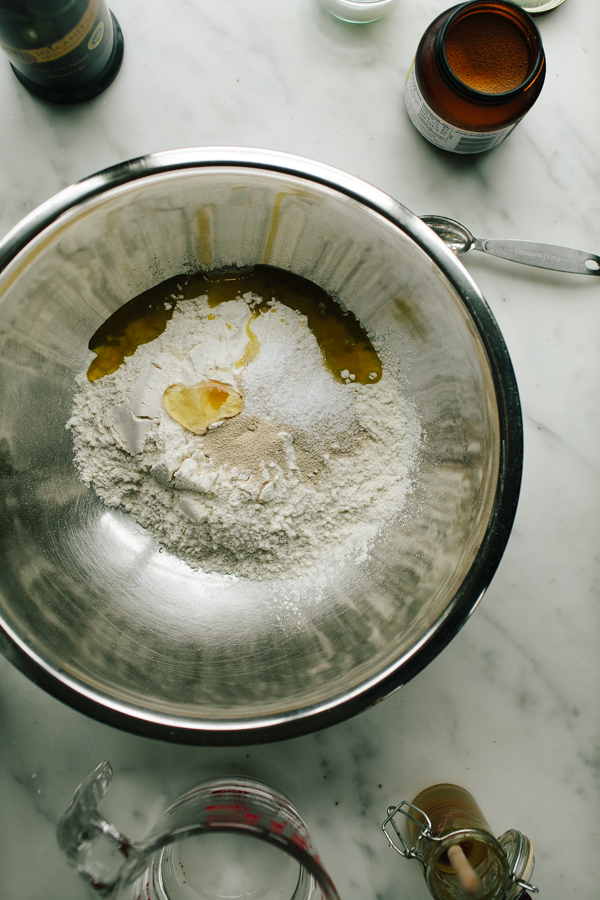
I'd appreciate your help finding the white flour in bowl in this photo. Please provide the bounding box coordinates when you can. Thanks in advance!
[68,292,419,580]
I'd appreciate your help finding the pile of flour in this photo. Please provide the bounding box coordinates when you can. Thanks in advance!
[68,292,419,580]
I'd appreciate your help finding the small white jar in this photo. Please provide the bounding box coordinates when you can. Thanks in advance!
[320,0,398,24]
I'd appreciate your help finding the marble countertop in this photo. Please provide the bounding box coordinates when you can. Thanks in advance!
[1,1,599,898]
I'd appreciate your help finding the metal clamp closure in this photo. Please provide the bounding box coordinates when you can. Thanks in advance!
[382,802,540,896]
[382,801,434,865]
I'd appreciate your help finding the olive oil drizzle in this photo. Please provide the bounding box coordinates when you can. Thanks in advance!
[87,266,382,385]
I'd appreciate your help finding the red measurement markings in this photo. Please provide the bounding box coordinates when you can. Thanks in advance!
[205,803,261,827]
[291,833,309,852]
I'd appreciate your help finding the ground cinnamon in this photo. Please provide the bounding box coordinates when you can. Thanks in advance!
[445,12,530,93]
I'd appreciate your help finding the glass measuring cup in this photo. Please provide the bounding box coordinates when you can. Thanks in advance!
[57,761,340,900]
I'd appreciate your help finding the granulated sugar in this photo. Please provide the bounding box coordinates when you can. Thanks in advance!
[68,292,419,580]
[242,304,355,433]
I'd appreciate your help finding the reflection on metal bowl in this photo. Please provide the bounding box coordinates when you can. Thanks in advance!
[0,148,522,744]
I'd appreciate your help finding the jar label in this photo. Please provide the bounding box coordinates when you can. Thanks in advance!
[0,0,100,65]
[404,64,519,154]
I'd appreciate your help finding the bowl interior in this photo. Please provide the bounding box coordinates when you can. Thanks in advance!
[0,165,501,734]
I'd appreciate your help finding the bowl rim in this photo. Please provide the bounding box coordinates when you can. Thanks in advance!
[0,147,523,744]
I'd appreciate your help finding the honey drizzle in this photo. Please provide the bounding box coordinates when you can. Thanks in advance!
[87,266,382,385]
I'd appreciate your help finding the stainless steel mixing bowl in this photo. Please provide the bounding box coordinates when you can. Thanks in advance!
[0,148,522,743]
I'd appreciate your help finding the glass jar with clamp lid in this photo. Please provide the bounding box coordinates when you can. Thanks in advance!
[382,783,538,900]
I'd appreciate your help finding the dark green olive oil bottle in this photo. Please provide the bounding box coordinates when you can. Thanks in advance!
[0,0,124,102]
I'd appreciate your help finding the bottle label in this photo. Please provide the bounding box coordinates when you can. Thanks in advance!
[0,0,100,65]
[404,63,519,154]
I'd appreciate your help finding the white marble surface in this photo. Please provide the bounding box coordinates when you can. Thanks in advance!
[1,1,599,898]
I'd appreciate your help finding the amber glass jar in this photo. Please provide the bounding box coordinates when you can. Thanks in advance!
[405,1,546,154]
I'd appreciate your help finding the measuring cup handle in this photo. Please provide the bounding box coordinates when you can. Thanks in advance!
[475,238,600,275]
[57,760,140,893]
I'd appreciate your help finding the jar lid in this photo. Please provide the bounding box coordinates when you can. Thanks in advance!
[497,829,537,900]
[509,0,566,13]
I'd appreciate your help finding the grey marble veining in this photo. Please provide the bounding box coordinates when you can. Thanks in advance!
[0,1,599,898]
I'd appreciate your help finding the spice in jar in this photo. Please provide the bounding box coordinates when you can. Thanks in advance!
[405,1,546,154]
